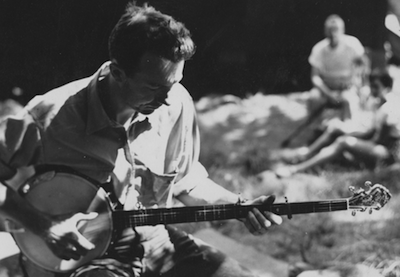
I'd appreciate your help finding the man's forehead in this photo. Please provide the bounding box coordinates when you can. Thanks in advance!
[326,19,343,30]
[137,52,184,84]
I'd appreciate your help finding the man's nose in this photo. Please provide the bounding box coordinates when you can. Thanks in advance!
[156,86,171,99]
[155,88,171,105]
[159,86,172,95]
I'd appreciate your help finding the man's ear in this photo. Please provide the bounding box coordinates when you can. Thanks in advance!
[109,62,127,83]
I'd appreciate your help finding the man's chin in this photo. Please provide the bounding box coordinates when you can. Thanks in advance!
[137,102,165,115]
[138,106,158,115]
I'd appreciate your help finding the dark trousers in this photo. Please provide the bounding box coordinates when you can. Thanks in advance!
[20,226,256,277]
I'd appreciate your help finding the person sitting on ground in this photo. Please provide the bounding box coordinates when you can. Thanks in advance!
[285,69,385,164]
[275,70,400,178]
[307,14,368,121]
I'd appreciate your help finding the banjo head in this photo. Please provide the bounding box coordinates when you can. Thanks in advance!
[12,170,114,273]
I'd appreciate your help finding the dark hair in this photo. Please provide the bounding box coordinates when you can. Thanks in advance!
[108,2,196,75]
[324,14,345,33]
[369,70,393,89]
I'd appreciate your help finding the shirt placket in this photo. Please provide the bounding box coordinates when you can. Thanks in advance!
[122,119,141,210]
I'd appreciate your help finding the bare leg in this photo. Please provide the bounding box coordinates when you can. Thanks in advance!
[291,139,344,173]
[293,119,345,161]
[275,139,342,178]
[275,136,390,177]
[337,137,391,164]
[308,121,344,155]
[293,136,390,174]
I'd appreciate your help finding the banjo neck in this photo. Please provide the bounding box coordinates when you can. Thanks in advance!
[113,200,349,228]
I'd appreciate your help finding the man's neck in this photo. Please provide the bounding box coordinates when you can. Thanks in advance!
[328,35,343,49]
[329,41,339,49]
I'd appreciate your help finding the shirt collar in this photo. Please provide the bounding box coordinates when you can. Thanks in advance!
[86,62,117,134]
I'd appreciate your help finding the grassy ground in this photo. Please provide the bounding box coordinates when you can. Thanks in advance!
[196,91,400,276]
[1,88,399,276]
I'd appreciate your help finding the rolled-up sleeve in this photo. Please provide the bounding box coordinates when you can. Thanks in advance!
[0,111,41,180]
[168,89,209,196]
[173,161,208,196]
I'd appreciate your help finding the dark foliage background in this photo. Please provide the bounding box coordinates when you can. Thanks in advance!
[0,0,387,104]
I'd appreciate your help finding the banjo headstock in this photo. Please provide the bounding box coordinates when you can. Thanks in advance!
[348,181,392,215]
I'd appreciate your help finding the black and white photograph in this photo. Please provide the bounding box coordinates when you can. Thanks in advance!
[0,1,399,276]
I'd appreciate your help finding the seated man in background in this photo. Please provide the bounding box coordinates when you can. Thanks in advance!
[308,14,368,121]
[275,70,400,177]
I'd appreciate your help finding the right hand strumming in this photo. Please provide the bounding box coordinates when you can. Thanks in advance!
[41,212,98,260]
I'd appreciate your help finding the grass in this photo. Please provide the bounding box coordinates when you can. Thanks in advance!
[201,146,400,276]
[196,93,400,276]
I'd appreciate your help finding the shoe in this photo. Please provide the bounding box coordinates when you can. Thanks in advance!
[274,166,296,178]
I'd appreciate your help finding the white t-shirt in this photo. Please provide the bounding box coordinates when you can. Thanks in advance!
[309,34,365,90]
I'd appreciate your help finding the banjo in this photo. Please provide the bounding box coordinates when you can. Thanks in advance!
[8,170,391,273]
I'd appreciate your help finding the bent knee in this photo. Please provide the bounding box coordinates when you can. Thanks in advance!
[326,119,344,134]
[373,145,390,159]
[335,136,356,146]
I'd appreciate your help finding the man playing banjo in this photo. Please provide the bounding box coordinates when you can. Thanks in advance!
[0,2,282,277]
